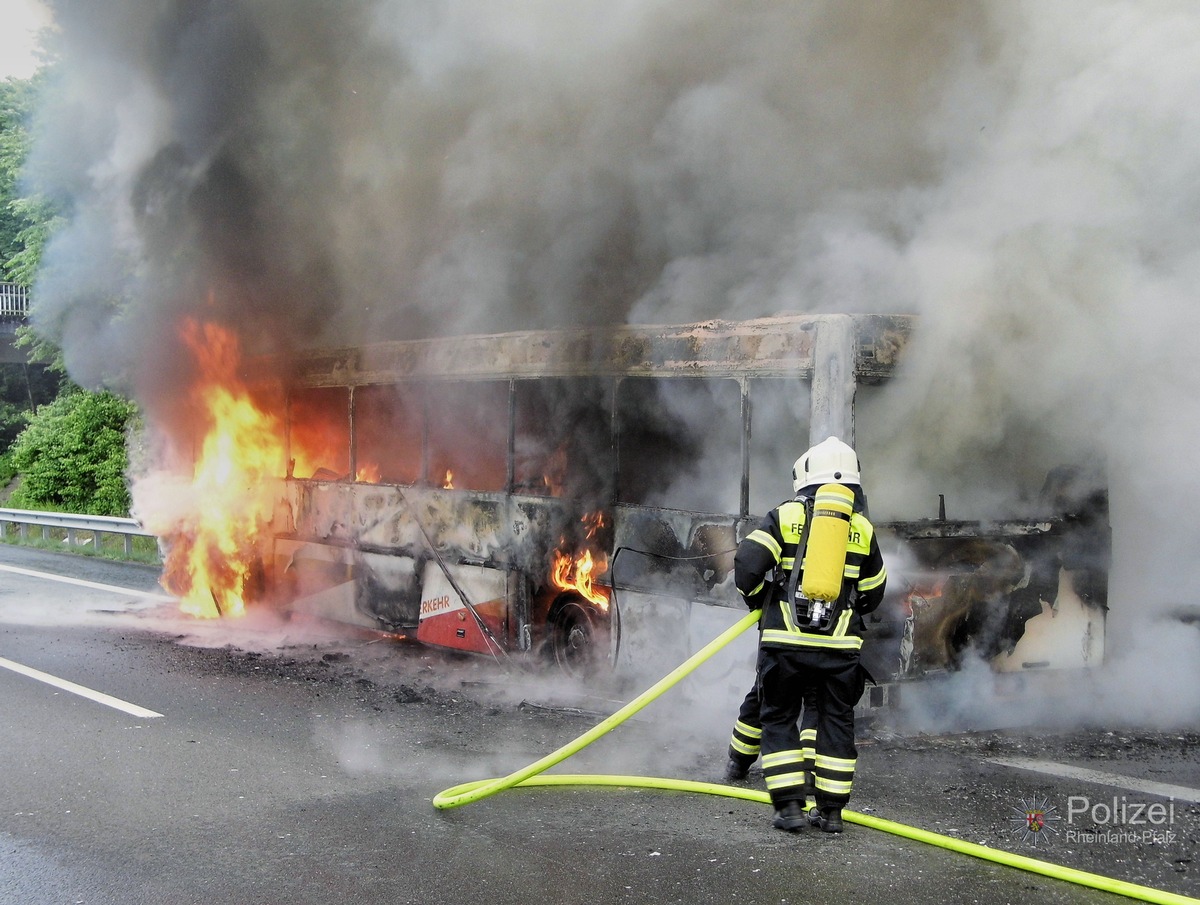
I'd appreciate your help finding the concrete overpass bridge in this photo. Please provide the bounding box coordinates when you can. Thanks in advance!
[0,283,31,364]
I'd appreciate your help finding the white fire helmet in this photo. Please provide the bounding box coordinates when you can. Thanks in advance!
[792,436,861,492]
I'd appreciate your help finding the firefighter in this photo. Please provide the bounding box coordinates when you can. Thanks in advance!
[733,436,887,833]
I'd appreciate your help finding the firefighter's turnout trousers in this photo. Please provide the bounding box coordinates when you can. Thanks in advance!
[728,648,818,783]
[759,647,865,810]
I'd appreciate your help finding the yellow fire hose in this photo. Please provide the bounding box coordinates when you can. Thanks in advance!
[433,609,1199,905]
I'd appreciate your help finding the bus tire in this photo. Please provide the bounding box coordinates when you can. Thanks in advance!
[548,598,603,677]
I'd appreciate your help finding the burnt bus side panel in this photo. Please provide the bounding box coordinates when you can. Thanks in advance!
[606,507,1109,687]
[280,480,536,633]
[274,477,746,652]
[275,473,1108,686]
[866,516,1109,681]
[608,505,740,602]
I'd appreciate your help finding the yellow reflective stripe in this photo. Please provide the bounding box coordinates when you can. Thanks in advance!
[761,629,863,650]
[730,738,759,756]
[815,754,857,772]
[843,563,861,579]
[780,557,795,570]
[815,777,854,795]
[740,581,765,598]
[799,728,817,743]
[764,595,863,649]
[858,566,886,592]
[765,771,809,790]
[762,751,804,769]
[778,598,796,633]
[747,529,782,560]
[734,720,762,740]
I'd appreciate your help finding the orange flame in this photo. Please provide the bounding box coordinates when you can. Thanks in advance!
[582,510,607,540]
[152,319,286,619]
[550,511,611,610]
[902,576,947,616]
[442,469,454,489]
[552,548,610,610]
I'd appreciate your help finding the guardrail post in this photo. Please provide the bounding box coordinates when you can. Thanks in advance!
[0,507,159,561]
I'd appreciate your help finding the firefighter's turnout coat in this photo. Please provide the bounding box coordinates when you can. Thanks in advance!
[735,491,887,649]
[733,486,887,810]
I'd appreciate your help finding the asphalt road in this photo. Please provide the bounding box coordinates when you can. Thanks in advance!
[0,544,1196,904]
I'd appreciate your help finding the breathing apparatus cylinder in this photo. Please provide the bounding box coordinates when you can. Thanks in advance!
[799,483,855,602]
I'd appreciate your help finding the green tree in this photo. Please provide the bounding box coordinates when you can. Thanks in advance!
[1,67,137,518]
[8,388,136,516]
[0,74,46,278]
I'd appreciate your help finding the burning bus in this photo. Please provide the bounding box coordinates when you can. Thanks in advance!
[148,312,1109,697]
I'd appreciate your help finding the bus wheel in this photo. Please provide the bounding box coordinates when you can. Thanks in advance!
[549,599,601,677]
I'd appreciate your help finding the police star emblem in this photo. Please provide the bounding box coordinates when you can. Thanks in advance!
[1009,795,1061,846]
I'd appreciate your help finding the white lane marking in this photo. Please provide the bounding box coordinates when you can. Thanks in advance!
[0,563,175,602]
[0,656,163,718]
[987,757,1200,803]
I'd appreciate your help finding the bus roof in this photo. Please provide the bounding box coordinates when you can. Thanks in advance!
[272,313,913,387]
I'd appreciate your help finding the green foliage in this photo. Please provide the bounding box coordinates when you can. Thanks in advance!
[8,388,137,516]
[0,399,27,450]
[6,200,62,285]
[0,360,61,448]
[3,70,67,367]
[0,450,16,489]
[13,323,65,375]
[3,69,69,416]
[0,74,45,278]
[0,69,137,523]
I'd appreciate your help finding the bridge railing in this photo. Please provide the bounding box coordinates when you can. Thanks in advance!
[0,507,159,559]
[0,283,30,320]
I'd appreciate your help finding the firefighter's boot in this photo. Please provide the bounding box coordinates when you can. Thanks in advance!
[772,801,807,832]
[724,754,754,783]
[809,806,844,834]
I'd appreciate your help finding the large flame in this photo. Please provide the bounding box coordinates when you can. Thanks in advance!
[153,319,286,619]
[551,511,611,610]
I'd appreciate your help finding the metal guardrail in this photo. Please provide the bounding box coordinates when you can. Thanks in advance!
[0,283,30,319]
[0,507,157,558]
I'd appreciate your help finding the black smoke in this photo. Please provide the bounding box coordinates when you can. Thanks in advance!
[20,2,1200,720]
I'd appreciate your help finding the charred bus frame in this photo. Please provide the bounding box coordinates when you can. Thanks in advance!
[260,313,1108,692]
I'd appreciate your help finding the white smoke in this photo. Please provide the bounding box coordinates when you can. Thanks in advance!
[20,1,1200,724]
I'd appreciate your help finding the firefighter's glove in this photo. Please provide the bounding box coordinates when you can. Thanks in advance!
[745,590,767,611]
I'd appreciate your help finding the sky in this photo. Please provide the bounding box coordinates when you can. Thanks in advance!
[0,0,51,80]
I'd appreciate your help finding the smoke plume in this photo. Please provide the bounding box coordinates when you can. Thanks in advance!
[21,1,1200,723]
